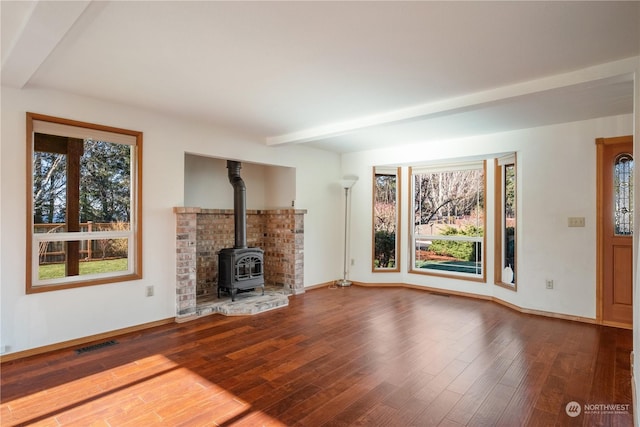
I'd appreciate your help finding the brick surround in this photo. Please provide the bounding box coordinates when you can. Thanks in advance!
[173,207,307,318]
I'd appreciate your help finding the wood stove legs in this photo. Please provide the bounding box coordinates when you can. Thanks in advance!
[217,284,265,302]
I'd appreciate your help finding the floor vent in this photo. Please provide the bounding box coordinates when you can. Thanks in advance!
[76,340,118,354]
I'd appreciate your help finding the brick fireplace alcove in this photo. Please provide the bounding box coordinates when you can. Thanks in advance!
[174,207,306,319]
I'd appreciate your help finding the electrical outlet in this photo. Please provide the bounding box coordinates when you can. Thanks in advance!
[146,286,154,297]
[350,259,355,266]
[546,279,554,289]
[1,345,11,354]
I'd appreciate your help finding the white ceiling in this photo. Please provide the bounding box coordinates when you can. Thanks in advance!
[2,1,639,153]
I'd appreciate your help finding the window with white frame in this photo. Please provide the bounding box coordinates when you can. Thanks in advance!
[27,113,142,293]
[411,161,485,280]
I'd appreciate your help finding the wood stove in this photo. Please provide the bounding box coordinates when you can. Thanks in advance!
[218,247,264,301]
[217,161,264,301]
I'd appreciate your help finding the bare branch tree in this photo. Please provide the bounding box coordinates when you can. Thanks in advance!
[414,169,482,230]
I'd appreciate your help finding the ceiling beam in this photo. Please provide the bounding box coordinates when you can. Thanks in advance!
[1,0,91,88]
[265,57,637,147]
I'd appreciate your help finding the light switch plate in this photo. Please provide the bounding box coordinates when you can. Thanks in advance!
[568,217,585,227]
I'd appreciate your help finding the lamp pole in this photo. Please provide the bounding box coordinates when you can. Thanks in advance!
[338,186,351,286]
[335,177,357,287]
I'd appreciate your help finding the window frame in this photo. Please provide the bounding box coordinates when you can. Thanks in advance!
[26,112,143,293]
[494,154,517,290]
[409,161,486,282]
[372,166,401,272]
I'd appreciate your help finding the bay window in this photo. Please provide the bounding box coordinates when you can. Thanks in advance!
[410,161,485,280]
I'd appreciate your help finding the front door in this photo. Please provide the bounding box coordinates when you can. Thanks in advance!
[597,136,633,328]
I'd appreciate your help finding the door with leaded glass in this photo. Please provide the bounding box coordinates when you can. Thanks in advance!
[597,135,633,328]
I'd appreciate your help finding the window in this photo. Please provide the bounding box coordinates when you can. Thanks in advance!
[494,154,517,289]
[410,162,485,280]
[614,153,633,235]
[27,113,142,293]
[372,166,400,272]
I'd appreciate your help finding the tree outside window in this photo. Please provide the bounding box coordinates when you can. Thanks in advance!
[411,163,485,279]
[373,167,400,271]
[27,113,142,292]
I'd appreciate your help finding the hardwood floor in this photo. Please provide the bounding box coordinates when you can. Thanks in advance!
[1,286,633,426]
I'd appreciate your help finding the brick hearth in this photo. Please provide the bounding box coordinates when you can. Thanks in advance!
[174,207,306,319]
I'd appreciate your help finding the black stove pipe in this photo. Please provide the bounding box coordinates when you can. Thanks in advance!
[227,160,247,249]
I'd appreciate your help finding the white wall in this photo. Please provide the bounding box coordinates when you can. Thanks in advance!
[1,84,636,362]
[264,166,297,209]
[0,86,343,355]
[184,154,295,210]
[342,114,633,320]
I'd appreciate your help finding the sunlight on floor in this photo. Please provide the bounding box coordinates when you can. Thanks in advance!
[0,354,286,425]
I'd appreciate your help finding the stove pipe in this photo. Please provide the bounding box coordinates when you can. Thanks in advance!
[227,160,247,249]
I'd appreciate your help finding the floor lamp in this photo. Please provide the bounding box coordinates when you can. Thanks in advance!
[335,177,358,287]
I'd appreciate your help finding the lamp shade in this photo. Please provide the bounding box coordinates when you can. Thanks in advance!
[339,177,358,189]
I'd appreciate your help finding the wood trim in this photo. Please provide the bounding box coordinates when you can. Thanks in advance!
[351,281,492,300]
[511,155,518,289]
[596,138,605,323]
[494,159,503,286]
[371,166,401,273]
[305,281,335,291]
[371,166,376,272]
[135,132,143,282]
[0,317,175,363]
[25,113,34,294]
[601,319,634,330]
[407,268,487,283]
[408,166,414,273]
[26,274,145,293]
[396,167,402,272]
[492,296,596,325]
[595,135,633,327]
[407,162,487,283]
[596,135,632,146]
[493,156,517,291]
[481,160,487,282]
[494,280,516,292]
[28,112,142,137]
[348,281,604,327]
[25,112,143,293]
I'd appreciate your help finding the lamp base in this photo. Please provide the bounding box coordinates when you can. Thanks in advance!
[335,279,352,287]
